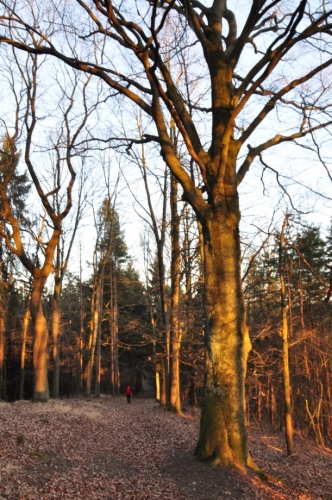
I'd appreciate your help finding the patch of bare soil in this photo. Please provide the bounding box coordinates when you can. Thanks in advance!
[0,397,331,499]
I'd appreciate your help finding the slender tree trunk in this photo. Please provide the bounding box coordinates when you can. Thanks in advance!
[158,243,170,407]
[150,316,160,401]
[257,381,262,423]
[94,278,103,398]
[52,273,61,398]
[0,314,5,400]
[195,211,252,467]
[94,319,101,398]
[270,380,276,426]
[279,216,294,455]
[30,275,50,402]
[155,363,161,401]
[109,263,119,396]
[109,264,115,396]
[78,256,84,395]
[160,358,167,407]
[140,147,169,406]
[85,271,101,397]
[19,302,30,400]
[113,271,119,396]
[0,242,5,400]
[197,219,205,283]
[299,270,310,378]
[170,173,182,413]
[326,367,332,437]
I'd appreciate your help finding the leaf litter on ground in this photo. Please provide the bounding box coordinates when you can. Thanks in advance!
[0,397,331,499]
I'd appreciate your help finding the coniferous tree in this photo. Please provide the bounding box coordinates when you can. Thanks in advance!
[0,135,31,400]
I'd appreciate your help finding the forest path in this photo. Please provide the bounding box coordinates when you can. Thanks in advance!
[0,397,331,499]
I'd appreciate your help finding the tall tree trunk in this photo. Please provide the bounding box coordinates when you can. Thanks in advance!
[112,270,119,396]
[0,314,5,400]
[85,271,101,397]
[170,173,182,413]
[155,362,161,401]
[109,264,115,396]
[19,301,30,400]
[0,242,5,400]
[157,234,170,407]
[195,211,252,467]
[150,315,160,401]
[299,270,310,378]
[279,216,294,455]
[257,381,262,423]
[30,275,50,402]
[52,271,61,398]
[78,256,84,395]
[94,321,102,398]
[94,278,103,398]
[109,263,119,396]
[139,142,169,406]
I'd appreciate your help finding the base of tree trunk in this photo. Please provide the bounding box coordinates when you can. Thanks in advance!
[167,404,183,416]
[32,391,49,402]
[195,447,278,484]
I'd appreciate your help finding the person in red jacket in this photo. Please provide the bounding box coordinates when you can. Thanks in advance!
[125,385,132,403]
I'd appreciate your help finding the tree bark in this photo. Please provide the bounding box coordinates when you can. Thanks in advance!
[19,301,30,400]
[195,209,252,467]
[94,278,103,398]
[52,272,61,399]
[85,271,102,397]
[279,216,294,455]
[109,263,119,396]
[112,270,120,396]
[0,314,5,400]
[109,264,115,396]
[30,274,50,402]
[170,173,182,413]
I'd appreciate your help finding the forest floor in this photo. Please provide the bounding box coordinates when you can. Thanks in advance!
[0,396,331,500]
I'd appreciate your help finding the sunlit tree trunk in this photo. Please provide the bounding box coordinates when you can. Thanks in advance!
[170,173,182,413]
[94,327,101,398]
[112,271,120,396]
[52,181,83,398]
[150,315,160,401]
[109,263,115,396]
[138,137,170,406]
[52,265,61,398]
[155,362,161,402]
[85,270,102,397]
[326,368,332,437]
[78,251,84,394]
[30,273,50,402]
[0,314,4,400]
[94,278,103,398]
[279,215,294,455]
[109,262,119,396]
[19,300,30,400]
[155,178,169,407]
[0,70,81,401]
[195,208,252,466]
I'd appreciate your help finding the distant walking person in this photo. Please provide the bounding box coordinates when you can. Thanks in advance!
[125,385,132,403]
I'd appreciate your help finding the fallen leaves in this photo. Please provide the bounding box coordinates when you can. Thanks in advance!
[0,397,331,499]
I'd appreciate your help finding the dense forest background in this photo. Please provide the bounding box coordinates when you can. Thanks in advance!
[1,1,332,467]
[1,164,332,447]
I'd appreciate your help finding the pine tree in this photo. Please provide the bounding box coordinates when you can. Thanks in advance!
[0,135,31,400]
